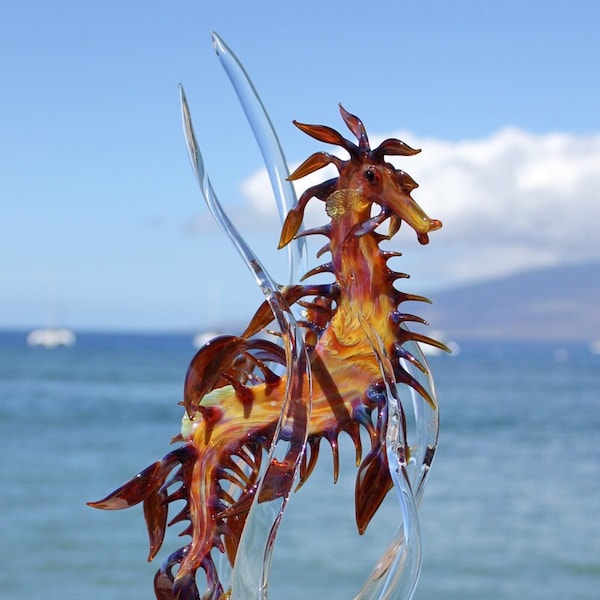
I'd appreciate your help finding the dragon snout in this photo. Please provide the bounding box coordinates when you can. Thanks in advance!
[385,190,442,245]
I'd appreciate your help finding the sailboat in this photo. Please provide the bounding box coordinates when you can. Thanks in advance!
[26,276,76,348]
[27,327,76,348]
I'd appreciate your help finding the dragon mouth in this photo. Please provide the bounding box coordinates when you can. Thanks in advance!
[410,212,442,245]
[382,189,442,245]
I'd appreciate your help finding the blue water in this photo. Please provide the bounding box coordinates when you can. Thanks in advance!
[1,331,599,599]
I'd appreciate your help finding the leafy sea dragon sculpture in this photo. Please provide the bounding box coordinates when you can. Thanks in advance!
[89,33,445,600]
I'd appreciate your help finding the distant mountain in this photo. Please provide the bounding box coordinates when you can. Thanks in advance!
[415,261,600,342]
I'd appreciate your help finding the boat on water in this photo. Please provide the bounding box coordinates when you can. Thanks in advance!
[418,330,460,357]
[27,275,76,348]
[27,327,76,348]
[192,331,221,349]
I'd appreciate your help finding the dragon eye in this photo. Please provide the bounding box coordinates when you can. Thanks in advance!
[364,168,376,183]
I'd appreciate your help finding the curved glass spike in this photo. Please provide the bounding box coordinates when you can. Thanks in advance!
[356,317,422,600]
[181,85,278,296]
[211,31,307,285]
[399,337,439,503]
[180,84,311,600]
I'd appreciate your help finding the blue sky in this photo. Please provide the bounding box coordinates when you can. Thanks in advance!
[1,1,599,332]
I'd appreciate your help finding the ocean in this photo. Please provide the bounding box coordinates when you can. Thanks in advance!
[1,331,599,599]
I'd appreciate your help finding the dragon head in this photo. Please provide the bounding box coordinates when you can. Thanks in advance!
[279,105,441,247]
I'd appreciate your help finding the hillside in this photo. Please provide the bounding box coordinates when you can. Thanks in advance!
[416,261,600,342]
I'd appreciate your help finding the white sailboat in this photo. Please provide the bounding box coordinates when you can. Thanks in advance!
[192,330,220,349]
[27,327,76,348]
[419,330,460,357]
[26,276,76,348]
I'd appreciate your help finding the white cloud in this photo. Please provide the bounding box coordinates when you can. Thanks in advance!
[195,128,600,291]
[401,128,600,287]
